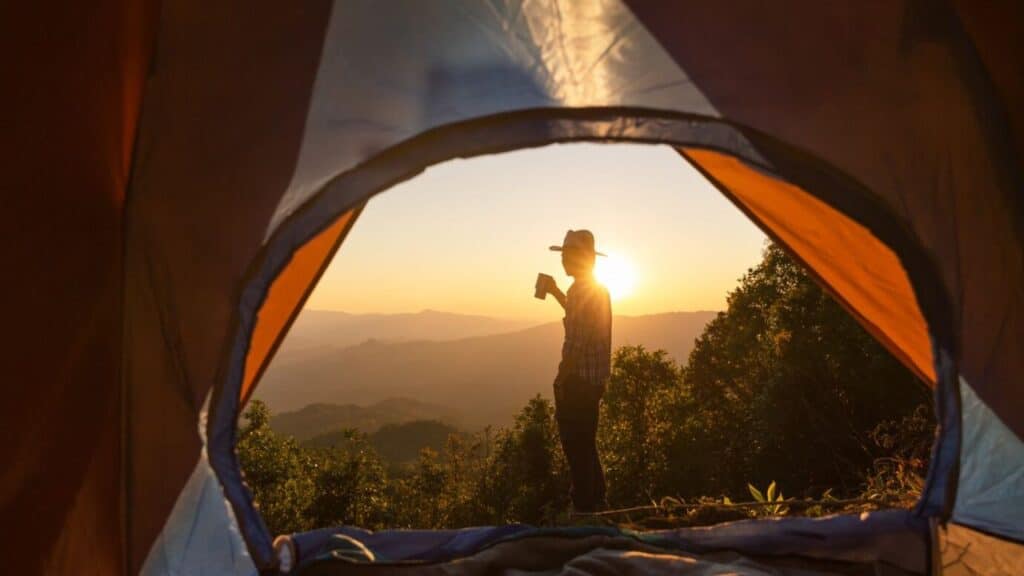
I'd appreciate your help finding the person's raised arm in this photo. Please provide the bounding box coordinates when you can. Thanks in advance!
[550,284,567,309]
[541,275,567,309]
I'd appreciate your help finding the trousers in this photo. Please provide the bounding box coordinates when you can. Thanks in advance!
[554,373,606,512]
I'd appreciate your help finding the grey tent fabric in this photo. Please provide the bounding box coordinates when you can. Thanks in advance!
[139,450,254,576]
[267,0,722,236]
[954,379,1024,540]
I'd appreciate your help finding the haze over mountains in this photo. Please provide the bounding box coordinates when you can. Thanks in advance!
[278,309,536,352]
[256,309,717,429]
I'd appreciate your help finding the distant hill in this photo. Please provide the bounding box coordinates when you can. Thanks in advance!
[270,398,458,441]
[275,309,535,355]
[305,420,460,465]
[256,311,716,428]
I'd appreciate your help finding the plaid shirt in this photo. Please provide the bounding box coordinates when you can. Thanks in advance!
[559,277,612,387]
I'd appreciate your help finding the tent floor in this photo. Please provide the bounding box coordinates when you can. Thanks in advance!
[289,510,929,575]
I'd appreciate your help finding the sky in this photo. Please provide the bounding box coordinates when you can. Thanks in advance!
[305,143,767,322]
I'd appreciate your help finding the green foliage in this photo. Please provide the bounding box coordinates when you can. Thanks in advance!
[682,244,931,497]
[237,400,318,535]
[238,400,390,534]
[306,419,460,467]
[389,447,450,527]
[747,481,789,516]
[473,396,570,525]
[238,243,934,533]
[241,396,570,532]
[305,431,388,529]
[860,404,933,508]
[370,420,460,465]
[599,346,684,506]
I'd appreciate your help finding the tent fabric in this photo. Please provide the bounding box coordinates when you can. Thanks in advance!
[291,511,927,574]
[122,1,334,571]
[940,521,1024,576]
[197,0,1017,568]
[292,524,534,564]
[300,536,874,576]
[304,545,906,576]
[140,432,255,576]
[954,378,1024,540]
[263,0,720,236]
[952,1,1024,175]
[950,0,1024,228]
[5,0,1024,573]
[1,1,157,574]
[241,208,363,404]
[214,105,961,565]
[210,204,361,568]
[625,1,1024,441]
[678,148,934,385]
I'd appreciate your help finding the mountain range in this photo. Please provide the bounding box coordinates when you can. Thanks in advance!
[255,309,717,429]
[271,398,458,441]
[273,309,535,364]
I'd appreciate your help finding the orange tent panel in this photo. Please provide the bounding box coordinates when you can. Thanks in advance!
[240,208,362,403]
[680,148,935,386]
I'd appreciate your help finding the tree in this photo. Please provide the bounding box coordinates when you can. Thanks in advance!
[475,396,569,524]
[305,430,388,529]
[682,244,931,496]
[389,447,449,527]
[237,400,317,535]
[599,346,684,505]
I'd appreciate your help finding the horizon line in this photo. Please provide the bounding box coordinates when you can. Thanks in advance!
[302,307,722,319]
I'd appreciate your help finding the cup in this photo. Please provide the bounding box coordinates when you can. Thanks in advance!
[535,273,553,300]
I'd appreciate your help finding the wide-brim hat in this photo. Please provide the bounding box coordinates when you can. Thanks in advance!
[549,229,606,257]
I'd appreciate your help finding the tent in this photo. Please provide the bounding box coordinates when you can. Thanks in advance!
[3,1,1022,574]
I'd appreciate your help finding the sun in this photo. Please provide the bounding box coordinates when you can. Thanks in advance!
[594,253,636,300]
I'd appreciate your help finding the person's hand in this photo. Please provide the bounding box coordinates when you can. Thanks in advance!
[536,273,567,308]
[535,273,559,299]
[542,275,559,296]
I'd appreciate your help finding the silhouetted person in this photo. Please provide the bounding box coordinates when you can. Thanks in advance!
[536,229,611,512]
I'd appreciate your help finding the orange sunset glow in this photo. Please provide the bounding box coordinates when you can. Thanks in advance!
[303,143,768,320]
